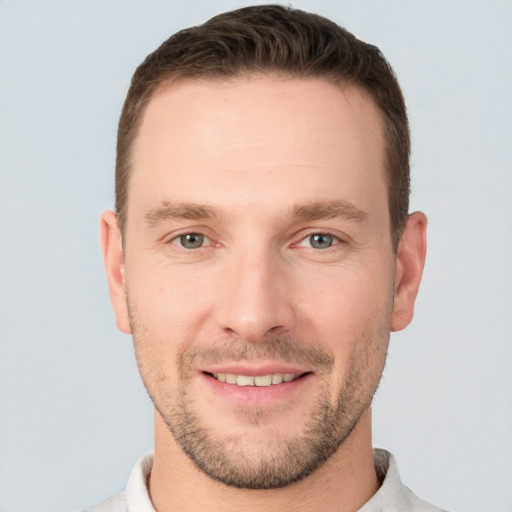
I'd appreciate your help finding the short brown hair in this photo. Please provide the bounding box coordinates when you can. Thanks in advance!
[116,4,410,250]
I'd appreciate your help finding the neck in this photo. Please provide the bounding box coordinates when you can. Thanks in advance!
[149,408,379,512]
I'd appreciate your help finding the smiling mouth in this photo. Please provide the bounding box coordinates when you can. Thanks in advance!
[203,372,309,387]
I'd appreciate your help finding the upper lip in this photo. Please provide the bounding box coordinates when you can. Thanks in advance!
[199,362,311,376]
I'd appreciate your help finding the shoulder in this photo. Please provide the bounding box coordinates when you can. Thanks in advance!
[82,453,154,512]
[361,449,449,512]
[82,491,126,512]
[397,484,448,512]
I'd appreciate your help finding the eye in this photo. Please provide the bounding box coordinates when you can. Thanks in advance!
[298,233,338,249]
[172,233,210,249]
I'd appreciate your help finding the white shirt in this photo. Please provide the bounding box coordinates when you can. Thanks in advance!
[85,449,447,511]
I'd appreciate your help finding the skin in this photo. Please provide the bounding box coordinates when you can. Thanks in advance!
[101,75,427,512]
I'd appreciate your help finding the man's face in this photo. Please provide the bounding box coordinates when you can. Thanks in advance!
[116,76,397,488]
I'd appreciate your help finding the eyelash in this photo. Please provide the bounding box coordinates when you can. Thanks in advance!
[166,230,343,251]
[293,231,342,250]
[169,232,213,249]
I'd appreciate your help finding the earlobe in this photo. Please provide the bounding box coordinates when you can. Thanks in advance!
[99,210,131,334]
[391,211,427,332]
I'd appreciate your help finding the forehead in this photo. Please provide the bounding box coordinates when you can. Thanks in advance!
[130,76,387,220]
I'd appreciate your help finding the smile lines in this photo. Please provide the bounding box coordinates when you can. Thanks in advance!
[207,372,305,387]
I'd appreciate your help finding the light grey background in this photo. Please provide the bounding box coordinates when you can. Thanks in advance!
[1,1,511,511]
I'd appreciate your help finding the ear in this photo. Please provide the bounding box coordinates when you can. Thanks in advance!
[391,211,427,332]
[99,210,131,334]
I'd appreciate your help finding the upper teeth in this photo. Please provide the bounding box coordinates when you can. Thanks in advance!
[212,373,299,387]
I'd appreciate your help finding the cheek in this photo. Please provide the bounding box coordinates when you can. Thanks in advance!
[127,259,216,329]
[298,260,393,325]
[308,269,392,401]
[295,260,393,363]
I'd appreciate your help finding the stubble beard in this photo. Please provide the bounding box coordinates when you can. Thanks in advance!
[166,347,382,489]
[130,314,390,490]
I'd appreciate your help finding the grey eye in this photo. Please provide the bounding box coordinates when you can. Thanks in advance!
[309,233,334,249]
[179,233,205,249]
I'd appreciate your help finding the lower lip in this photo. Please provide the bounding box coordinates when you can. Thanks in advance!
[199,372,312,406]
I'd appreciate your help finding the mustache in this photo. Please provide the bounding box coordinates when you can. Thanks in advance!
[178,336,335,371]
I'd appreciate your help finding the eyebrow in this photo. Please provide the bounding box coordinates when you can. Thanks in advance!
[144,199,368,227]
[145,201,218,226]
[291,200,369,223]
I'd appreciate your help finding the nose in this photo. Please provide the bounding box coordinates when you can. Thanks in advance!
[214,249,296,343]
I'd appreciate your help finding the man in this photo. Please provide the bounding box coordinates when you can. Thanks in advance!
[93,4,442,511]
